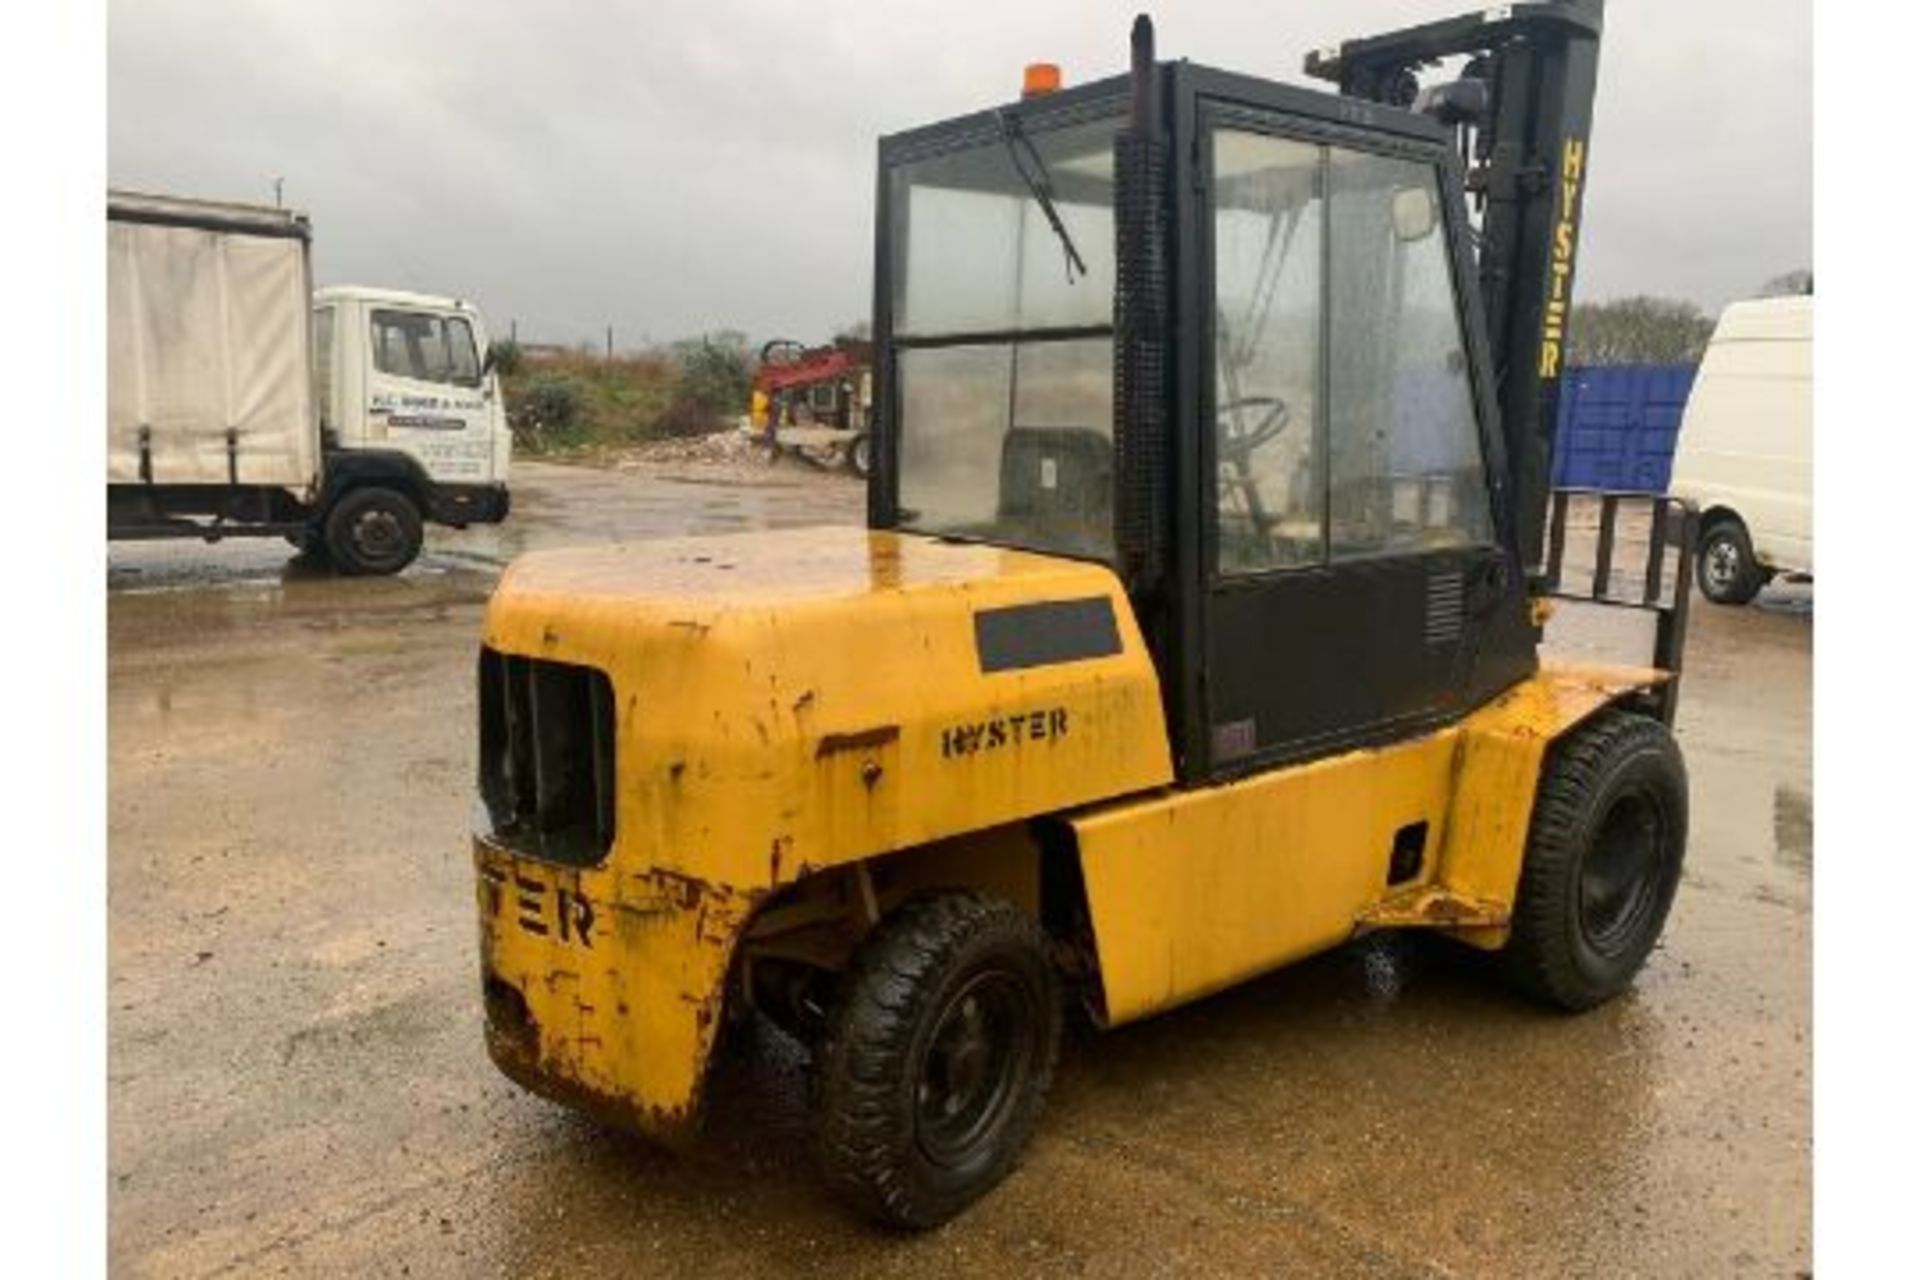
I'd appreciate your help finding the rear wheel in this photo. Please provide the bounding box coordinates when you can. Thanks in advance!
[1505,710,1688,1011]
[1697,516,1767,605]
[847,433,872,479]
[813,893,1061,1229]
[324,486,423,576]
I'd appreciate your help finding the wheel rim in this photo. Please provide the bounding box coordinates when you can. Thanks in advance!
[1578,787,1668,955]
[914,970,1035,1168]
[853,438,871,474]
[352,508,404,561]
[1703,537,1741,592]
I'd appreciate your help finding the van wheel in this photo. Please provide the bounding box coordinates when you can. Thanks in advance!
[847,434,872,479]
[324,486,423,575]
[1504,710,1688,1011]
[813,893,1061,1229]
[1697,517,1766,605]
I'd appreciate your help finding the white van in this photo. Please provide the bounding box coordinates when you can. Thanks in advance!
[1667,295,1812,604]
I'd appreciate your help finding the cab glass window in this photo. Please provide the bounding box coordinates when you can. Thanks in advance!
[371,309,481,387]
[892,117,1118,337]
[1210,131,1325,574]
[889,112,1122,562]
[1327,151,1491,558]
[1210,133,1492,573]
[896,337,1113,557]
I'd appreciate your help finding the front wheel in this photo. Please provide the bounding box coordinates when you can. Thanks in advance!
[1504,710,1688,1011]
[324,486,423,576]
[1697,516,1767,605]
[813,893,1061,1229]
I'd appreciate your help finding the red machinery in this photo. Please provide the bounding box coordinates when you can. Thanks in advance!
[751,338,873,476]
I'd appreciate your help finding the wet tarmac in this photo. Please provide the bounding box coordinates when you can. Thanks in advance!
[109,461,1811,1277]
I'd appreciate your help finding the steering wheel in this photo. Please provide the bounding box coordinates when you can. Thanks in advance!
[1216,396,1292,462]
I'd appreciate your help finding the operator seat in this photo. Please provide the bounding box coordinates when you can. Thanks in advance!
[997,427,1114,559]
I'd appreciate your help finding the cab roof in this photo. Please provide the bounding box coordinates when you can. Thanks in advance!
[315,284,481,313]
[877,60,1447,163]
[1712,295,1813,344]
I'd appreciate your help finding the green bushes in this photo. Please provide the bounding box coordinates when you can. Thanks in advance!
[499,333,755,456]
[667,332,753,433]
[514,376,582,435]
[485,338,525,378]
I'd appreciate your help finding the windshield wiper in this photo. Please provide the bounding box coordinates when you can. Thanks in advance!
[996,110,1089,284]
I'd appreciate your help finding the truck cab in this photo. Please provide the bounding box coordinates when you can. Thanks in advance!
[311,286,513,541]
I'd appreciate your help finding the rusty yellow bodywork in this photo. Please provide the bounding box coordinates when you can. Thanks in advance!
[475,526,1665,1140]
[1069,662,1666,1025]
[476,527,1171,1136]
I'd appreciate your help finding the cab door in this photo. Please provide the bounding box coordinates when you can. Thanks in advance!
[1198,112,1512,774]
[363,304,497,483]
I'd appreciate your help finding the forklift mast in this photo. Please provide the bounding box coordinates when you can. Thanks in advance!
[1305,0,1605,582]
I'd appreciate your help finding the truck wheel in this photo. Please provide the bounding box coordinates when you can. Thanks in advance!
[847,434,872,479]
[1697,516,1766,605]
[1504,710,1688,1011]
[813,893,1061,1229]
[324,486,423,576]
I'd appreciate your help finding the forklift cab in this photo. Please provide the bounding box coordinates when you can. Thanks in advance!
[868,23,1568,780]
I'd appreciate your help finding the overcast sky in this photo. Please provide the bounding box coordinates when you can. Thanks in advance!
[107,0,1810,350]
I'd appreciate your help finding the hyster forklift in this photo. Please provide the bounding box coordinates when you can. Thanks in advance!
[473,0,1697,1228]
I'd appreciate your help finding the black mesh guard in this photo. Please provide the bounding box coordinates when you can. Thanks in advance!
[1111,128,1170,595]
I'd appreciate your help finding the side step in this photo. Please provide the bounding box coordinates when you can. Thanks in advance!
[1356,887,1509,931]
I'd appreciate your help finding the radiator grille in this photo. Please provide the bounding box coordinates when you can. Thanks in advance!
[477,647,616,867]
[1424,570,1466,646]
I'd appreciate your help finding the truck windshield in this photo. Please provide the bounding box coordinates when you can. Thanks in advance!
[372,309,482,388]
[888,112,1122,562]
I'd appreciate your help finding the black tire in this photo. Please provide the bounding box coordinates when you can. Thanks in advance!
[847,433,872,479]
[813,893,1061,1230]
[1697,516,1766,605]
[324,486,423,576]
[1505,710,1688,1011]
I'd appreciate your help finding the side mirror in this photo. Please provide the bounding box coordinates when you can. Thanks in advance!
[1391,185,1438,242]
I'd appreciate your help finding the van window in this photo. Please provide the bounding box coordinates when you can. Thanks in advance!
[371,310,481,387]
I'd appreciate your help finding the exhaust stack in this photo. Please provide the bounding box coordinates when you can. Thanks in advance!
[1111,14,1169,602]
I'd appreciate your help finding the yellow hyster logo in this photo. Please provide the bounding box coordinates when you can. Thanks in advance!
[1538,136,1585,380]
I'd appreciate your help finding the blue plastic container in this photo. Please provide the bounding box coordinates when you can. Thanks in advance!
[1551,364,1696,493]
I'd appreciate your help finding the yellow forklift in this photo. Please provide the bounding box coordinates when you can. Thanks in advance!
[473,0,1696,1228]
